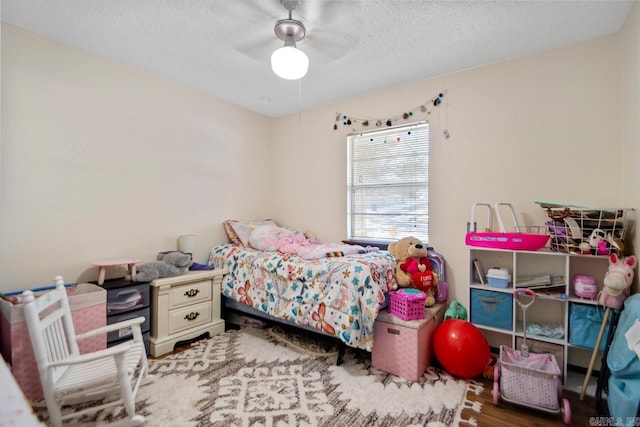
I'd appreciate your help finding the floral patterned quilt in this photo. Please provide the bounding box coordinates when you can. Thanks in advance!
[208,244,398,351]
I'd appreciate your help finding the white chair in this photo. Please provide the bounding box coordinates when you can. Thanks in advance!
[22,276,155,427]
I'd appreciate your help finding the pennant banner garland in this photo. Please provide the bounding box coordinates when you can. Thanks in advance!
[333,90,446,131]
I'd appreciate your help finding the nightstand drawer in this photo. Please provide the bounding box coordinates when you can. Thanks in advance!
[168,280,212,309]
[169,301,212,334]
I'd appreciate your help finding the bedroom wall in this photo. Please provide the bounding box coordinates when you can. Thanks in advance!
[2,7,638,301]
[271,29,633,305]
[621,3,640,294]
[0,24,273,291]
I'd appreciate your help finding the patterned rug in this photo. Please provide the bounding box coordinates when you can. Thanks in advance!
[37,328,483,426]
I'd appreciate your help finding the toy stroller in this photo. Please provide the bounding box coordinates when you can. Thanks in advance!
[492,288,571,424]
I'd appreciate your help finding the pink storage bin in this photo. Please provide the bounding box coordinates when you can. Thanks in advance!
[388,289,426,320]
[372,304,445,381]
[0,283,106,402]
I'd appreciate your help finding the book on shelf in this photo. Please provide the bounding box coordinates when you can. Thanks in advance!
[534,288,566,298]
[515,275,565,288]
[473,258,486,285]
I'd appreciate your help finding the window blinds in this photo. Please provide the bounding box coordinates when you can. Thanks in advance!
[347,122,429,243]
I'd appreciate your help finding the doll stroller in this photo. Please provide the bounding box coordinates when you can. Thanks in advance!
[492,288,571,424]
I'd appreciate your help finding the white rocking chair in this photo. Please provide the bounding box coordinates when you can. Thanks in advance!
[22,276,155,427]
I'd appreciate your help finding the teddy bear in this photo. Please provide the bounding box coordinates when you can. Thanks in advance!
[387,236,436,306]
[133,251,193,282]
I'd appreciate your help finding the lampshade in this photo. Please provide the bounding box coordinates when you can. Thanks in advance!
[271,45,309,80]
[178,234,195,254]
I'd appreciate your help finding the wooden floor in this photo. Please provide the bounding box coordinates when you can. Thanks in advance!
[460,377,597,426]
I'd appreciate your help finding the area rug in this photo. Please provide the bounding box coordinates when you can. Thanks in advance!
[36,328,483,426]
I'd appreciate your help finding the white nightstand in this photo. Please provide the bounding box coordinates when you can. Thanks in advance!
[149,269,226,357]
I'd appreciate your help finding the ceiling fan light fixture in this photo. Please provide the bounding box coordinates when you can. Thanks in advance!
[271,14,308,80]
[271,44,309,80]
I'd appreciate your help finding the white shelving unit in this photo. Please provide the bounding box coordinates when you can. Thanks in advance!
[469,247,611,396]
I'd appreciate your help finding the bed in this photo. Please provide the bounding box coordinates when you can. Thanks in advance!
[207,220,398,355]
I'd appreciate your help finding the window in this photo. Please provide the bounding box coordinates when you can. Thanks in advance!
[347,121,429,244]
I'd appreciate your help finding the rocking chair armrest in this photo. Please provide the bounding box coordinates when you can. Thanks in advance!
[47,342,132,368]
[75,317,145,340]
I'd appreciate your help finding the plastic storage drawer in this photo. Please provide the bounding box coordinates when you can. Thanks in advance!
[106,306,150,343]
[470,288,513,330]
[106,282,150,314]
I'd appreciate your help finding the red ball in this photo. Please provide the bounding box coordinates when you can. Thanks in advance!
[433,319,490,379]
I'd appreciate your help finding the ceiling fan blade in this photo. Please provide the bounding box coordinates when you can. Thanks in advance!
[296,0,351,23]
[234,36,279,61]
[224,0,281,24]
[303,21,360,64]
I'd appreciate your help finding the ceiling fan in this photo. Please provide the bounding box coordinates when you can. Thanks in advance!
[233,0,355,75]
[271,0,308,79]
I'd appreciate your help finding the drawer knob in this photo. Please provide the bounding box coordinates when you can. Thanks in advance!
[184,312,200,321]
[184,289,200,298]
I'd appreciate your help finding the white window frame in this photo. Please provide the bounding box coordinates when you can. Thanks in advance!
[346,121,430,244]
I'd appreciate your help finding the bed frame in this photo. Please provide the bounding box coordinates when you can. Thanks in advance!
[222,296,348,365]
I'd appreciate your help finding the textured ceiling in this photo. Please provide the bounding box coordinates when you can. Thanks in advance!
[1,0,635,117]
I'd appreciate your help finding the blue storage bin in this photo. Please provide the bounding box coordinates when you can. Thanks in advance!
[470,289,513,330]
[569,302,609,351]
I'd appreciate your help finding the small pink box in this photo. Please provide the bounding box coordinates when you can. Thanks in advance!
[372,304,445,381]
[573,274,597,300]
[0,283,106,402]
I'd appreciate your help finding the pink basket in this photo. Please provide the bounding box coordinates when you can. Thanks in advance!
[388,289,426,320]
[499,345,562,410]
[466,203,550,251]
[465,232,549,251]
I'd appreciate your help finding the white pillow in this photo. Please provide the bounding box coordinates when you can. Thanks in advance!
[223,219,277,246]
[248,224,297,251]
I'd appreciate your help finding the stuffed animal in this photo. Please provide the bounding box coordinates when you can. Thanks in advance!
[588,229,626,255]
[387,236,436,306]
[388,236,425,286]
[598,253,636,309]
[133,251,193,282]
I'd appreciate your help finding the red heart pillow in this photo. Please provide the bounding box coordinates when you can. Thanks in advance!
[412,270,434,293]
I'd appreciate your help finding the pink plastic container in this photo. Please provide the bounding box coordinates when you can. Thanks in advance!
[573,275,597,300]
[465,232,550,251]
[388,289,426,320]
[466,203,550,251]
